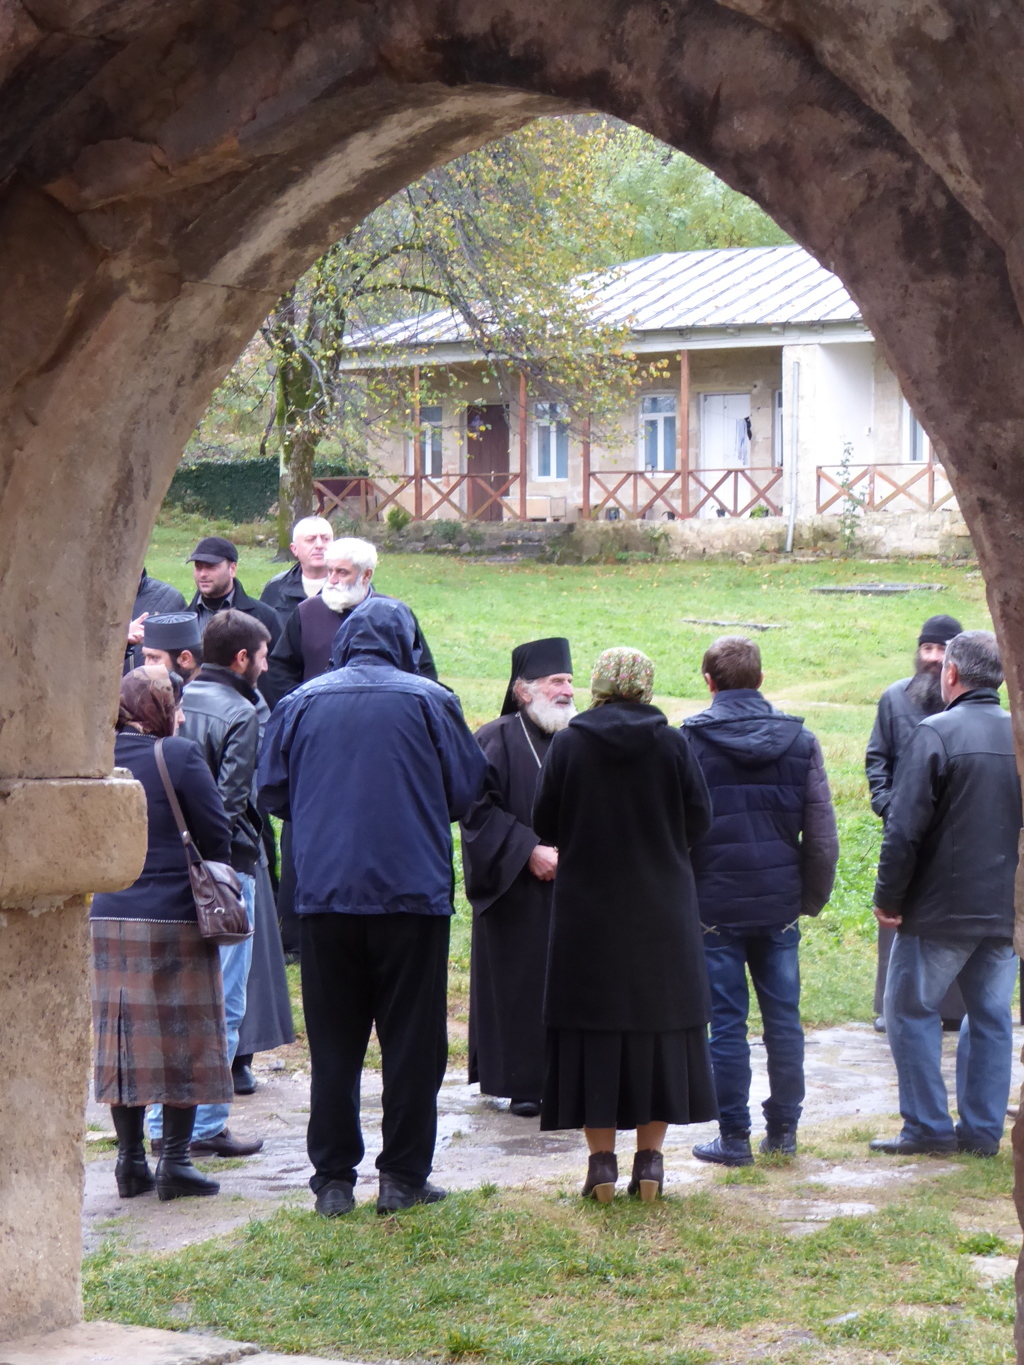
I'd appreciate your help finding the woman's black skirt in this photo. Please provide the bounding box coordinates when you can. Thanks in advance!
[91,919,233,1107]
[541,1025,718,1131]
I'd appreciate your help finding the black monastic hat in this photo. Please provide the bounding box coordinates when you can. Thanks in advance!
[918,614,963,647]
[143,612,202,652]
[500,637,574,716]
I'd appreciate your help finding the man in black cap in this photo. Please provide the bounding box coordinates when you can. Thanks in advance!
[124,569,186,672]
[866,613,965,1030]
[140,612,203,682]
[186,536,282,653]
[460,638,575,1118]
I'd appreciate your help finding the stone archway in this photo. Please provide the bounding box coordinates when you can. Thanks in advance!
[3,0,1024,1348]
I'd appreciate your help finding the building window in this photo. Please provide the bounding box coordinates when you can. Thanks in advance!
[902,399,930,463]
[700,392,751,468]
[535,402,569,480]
[640,395,676,471]
[408,404,443,477]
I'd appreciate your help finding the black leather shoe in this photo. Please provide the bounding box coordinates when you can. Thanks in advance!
[314,1180,355,1216]
[869,1134,957,1156]
[156,1106,220,1201]
[760,1126,797,1156]
[377,1174,447,1214]
[581,1151,618,1202]
[232,1062,258,1096]
[509,1099,541,1118]
[692,1133,754,1167]
[189,1127,264,1157]
[957,1139,1000,1157]
[627,1149,663,1201]
[110,1104,156,1198]
[873,1016,886,1033]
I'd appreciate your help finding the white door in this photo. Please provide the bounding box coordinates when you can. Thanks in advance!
[699,392,752,469]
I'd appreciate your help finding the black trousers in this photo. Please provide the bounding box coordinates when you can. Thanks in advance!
[300,913,450,1191]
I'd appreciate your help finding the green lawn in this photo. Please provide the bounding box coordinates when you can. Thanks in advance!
[148,520,993,1035]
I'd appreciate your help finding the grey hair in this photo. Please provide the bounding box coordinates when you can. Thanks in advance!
[291,515,333,541]
[325,537,378,573]
[945,630,1003,690]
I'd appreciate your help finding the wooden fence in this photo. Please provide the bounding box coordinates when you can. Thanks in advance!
[816,461,955,514]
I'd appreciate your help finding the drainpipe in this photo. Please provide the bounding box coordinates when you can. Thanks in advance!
[785,360,800,554]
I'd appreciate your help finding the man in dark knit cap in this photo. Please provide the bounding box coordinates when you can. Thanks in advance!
[866,613,964,1030]
[460,638,575,1117]
[140,612,203,682]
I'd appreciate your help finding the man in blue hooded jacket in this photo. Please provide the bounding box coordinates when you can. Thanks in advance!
[684,636,839,1167]
[257,596,487,1216]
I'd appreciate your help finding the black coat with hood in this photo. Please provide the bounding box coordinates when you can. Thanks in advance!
[683,690,838,930]
[124,569,186,672]
[532,700,713,1033]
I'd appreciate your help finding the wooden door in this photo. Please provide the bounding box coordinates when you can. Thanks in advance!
[466,404,510,520]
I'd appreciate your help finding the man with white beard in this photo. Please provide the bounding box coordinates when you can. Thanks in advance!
[460,639,575,1118]
[264,537,436,705]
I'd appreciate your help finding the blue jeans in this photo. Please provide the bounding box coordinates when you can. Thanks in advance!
[148,872,256,1141]
[884,932,1017,1150]
[702,922,805,1135]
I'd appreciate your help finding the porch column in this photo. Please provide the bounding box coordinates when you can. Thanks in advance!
[781,344,822,525]
[519,372,528,520]
[679,350,690,516]
[581,416,591,518]
[412,365,422,519]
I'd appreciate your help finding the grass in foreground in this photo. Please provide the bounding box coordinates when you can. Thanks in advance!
[86,1136,1016,1364]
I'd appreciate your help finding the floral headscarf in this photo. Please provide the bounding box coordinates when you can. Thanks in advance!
[590,647,655,707]
[117,665,179,738]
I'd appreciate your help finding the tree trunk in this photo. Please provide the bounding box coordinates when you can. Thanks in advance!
[274,354,323,557]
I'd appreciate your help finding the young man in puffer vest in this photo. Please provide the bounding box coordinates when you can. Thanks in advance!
[684,636,839,1166]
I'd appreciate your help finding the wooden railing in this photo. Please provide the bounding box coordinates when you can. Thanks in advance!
[587,468,784,520]
[315,473,526,522]
[816,461,955,514]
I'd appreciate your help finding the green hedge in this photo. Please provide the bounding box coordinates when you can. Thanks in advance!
[164,458,363,522]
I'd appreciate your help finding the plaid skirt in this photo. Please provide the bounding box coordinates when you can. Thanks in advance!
[90,919,233,1107]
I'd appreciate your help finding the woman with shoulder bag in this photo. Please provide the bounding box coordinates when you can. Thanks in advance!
[90,665,234,1201]
[533,647,718,1203]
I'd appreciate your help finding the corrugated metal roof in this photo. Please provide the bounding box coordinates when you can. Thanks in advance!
[349,245,859,350]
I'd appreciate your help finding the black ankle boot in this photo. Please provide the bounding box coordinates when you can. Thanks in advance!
[627,1149,664,1201]
[581,1151,618,1203]
[156,1106,220,1202]
[110,1104,155,1198]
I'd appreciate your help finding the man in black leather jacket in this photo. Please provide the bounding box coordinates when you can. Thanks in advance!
[865,613,963,1028]
[260,516,333,620]
[870,630,1021,1158]
[147,609,269,1161]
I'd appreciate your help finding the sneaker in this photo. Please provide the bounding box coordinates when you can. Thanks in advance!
[377,1174,447,1214]
[692,1133,754,1167]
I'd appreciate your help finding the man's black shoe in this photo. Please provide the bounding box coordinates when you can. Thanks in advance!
[873,1016,886,1033]
[314,1180,355,1217]
[232,1062,258,1095]
[376,1174,447,1214]
[692,1133,754,1167]
[760,1126,797,1156]
[869,1134,957,1156]
[509,1099,541,1118]
[957,1140,1000,1157]
[189,1127,264,1157]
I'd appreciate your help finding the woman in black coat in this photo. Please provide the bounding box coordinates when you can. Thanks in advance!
[90,666,233,1203]
[533,647,717,1202]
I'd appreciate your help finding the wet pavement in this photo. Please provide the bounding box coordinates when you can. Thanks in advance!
[83,1022,1024,1255]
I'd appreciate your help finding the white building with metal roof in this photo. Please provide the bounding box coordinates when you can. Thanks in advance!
[328,246,951,527]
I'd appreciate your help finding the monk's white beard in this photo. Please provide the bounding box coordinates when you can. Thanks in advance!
[524,693,576,734]
[322,580,369,613]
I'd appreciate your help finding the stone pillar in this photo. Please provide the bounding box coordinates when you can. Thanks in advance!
[0,777,146,1338]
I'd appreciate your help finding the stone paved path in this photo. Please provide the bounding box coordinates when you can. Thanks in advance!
[83,1023,1024,1255]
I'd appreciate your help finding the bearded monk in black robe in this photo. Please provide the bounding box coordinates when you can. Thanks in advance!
[461,638,575,1117]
